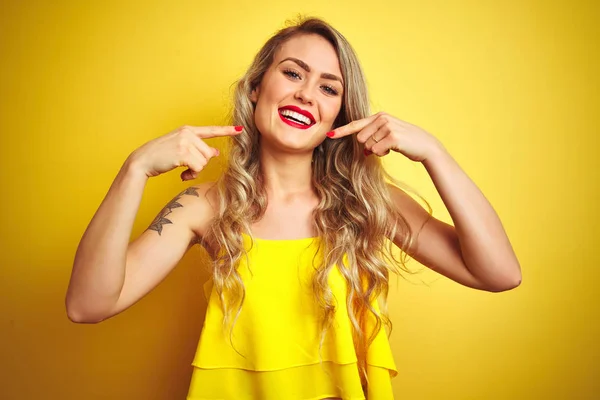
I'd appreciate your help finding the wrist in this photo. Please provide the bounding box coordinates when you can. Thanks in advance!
[422,141,449,167]
[122,152,150,181]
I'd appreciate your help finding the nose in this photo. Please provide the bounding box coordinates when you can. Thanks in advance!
[294,82,315,105]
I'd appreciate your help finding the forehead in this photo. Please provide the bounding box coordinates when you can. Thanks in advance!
[274,34,342,76]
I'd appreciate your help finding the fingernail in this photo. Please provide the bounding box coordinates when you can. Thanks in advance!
[363,149,372,156]
[326,131,335,138]
[215,149,220,156]
[235,126,243,132]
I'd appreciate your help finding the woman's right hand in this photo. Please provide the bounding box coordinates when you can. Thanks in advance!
[129,125,243,181]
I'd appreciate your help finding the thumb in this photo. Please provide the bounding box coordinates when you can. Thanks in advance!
[180,168,198,182]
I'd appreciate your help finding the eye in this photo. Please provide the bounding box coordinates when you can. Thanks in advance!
[283,69,301,80]
[321,84,339,96]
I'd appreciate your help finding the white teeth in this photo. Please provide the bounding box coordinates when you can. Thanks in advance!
[279,109,313,125]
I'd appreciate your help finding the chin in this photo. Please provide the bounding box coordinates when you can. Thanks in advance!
[274,138,318,154]
[259,124,322,154]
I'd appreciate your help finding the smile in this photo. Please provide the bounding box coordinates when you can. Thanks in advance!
[278,106,316,130]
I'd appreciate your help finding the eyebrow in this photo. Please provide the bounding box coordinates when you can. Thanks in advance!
[278,57,344,85]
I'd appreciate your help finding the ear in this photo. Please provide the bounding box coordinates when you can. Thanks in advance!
[250,86,260,103]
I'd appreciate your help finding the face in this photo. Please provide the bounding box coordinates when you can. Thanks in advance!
[250,34,344,153]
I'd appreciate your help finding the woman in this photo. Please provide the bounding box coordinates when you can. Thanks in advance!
[66,17,521,400]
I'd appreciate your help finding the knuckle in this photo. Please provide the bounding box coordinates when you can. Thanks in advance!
[178,125,193,135]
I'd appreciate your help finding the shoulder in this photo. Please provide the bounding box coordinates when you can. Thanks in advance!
[172,181,220,240]
[385,183,431,224]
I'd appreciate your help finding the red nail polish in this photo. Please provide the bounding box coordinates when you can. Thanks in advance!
[235,126,243,132]
[363,149,372,156]
[326,131,335,138]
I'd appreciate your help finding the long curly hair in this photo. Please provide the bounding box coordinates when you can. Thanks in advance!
[205,16,422,386]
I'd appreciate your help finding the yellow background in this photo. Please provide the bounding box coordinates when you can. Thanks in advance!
[1,0,598,399]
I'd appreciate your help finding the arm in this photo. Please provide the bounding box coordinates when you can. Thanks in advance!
[388,162,521,292]
[418,148,521,291]
[66,156,215,323]
[66,124,240,323]
[328,112,521,292]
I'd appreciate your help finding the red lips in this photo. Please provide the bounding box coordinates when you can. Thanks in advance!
[278,105,316,124]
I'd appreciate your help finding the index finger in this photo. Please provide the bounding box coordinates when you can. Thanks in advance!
[326,114,379,139]
[188,125,244,139]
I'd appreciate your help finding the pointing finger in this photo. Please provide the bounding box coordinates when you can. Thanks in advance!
[326,113,380,139]
[183,125,244,139]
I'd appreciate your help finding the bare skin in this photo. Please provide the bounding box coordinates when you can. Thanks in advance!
[66,33,520,399]
[65,125,240,323]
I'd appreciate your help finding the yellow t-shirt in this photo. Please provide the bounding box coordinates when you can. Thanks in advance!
[187,234,397,400]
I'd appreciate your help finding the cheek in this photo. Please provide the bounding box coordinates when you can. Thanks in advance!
[253,95,274,133]
[324,100,343,124]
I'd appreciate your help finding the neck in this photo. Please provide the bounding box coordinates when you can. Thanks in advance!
[259,144,314,200]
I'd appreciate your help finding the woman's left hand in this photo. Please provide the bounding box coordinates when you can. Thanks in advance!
[326,112,444,162]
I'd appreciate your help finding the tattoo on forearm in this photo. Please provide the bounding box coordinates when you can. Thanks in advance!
[148,187,199,235]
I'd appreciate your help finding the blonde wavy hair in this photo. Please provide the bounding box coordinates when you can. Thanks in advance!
[206,16,422,387]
